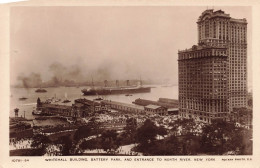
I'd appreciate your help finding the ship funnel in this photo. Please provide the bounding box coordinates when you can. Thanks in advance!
[126,80,130,86]
[116,80,119,87]
[104,80,108,87]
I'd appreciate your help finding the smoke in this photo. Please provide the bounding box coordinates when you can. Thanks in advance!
[15,59,174,88]
[17,73,43,88]
[47,62,84,86]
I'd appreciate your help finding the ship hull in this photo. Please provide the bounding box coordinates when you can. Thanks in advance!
[82,87,151,95]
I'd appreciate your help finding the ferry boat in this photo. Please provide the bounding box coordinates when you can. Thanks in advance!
[35,88,47,93]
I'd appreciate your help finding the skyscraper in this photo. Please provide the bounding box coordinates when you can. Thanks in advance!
[178,9,247,123]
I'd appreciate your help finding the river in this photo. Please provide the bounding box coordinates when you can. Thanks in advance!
[10,85,178,119]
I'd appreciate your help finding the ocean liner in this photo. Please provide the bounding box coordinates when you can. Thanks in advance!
[81,80,151,95]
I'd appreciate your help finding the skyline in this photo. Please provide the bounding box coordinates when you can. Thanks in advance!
[10,6,252,88]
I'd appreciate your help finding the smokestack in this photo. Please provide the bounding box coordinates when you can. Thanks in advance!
[126,80,130,86]
[116,80,119,87]
[14,108,19,118]
[104,80,108,87]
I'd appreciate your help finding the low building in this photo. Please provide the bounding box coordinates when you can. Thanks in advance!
[102,100,145,114]
[72,98,111,117]
[167,108,179,115]
[144,105,168,116]
[37,98,111,118]
[41,104,72,117]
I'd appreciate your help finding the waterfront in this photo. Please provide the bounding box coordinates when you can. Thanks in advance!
[10,85,178,119]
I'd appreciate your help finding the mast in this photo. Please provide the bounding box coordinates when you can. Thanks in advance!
[91,76,94,88]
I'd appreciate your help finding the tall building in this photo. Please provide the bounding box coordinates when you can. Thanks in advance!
[178,9,247,123]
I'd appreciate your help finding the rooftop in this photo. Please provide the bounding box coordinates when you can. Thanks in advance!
[197,9,247,24]
[102,100,144,110]
[42,103,71,110]
[168,108,179,111]
[145,104,162,109]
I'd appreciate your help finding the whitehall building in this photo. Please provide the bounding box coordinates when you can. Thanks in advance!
[178,9,248,123]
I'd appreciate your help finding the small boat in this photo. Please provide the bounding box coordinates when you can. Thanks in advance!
[53,99,61,103]
[35,88,47,93]
[94,97,103,101]
[32,109,42,115]
[62,99,71,103]
[19,97,28,101]
[52,94,61,103]
[125,94,132,96]
[62,93,71,103]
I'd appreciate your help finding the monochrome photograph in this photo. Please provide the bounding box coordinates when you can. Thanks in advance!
[7,5,253,157]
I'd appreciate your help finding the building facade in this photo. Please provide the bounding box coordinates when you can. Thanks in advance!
[144,105,168,116]
[178,9,247,123]
[72,98,111,117]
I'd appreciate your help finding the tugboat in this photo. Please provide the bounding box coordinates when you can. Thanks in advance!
[19,97,28,101]
[94,97,103,101]
[51,94,61,103]
[35,88,47,93]
[62,99,71,103]
[62,93,71,103]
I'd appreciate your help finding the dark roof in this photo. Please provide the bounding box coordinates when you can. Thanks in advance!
[75,98,100,105]
[42,103,71,110]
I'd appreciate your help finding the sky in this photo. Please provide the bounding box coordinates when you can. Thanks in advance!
[10,6,252,87]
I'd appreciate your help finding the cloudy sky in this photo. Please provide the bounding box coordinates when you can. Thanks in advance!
[10,6,252,86]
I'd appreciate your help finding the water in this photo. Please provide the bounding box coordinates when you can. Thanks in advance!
[10,85,178,119]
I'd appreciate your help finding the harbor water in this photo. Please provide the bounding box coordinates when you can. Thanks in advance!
[10,85,178,119]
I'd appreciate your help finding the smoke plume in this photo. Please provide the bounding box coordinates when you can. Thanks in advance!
[17,73,43,88]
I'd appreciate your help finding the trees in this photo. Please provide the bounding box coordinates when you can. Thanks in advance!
[56,136,73,156]
[79,139,98,151]
[157,125,168,139]
[31,134,51,156]
[149,135,182,155]
[100,130,120,153]
[136,119,158,148]
[73,125,93,142]
[169,118,197,136]
[200,120,252,155]
[88,117,102,134]
[122,118,138,143]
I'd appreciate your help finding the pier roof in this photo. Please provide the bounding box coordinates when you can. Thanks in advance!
[145,104,163,110]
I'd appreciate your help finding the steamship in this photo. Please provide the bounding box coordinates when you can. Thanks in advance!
[81,80,151,95]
